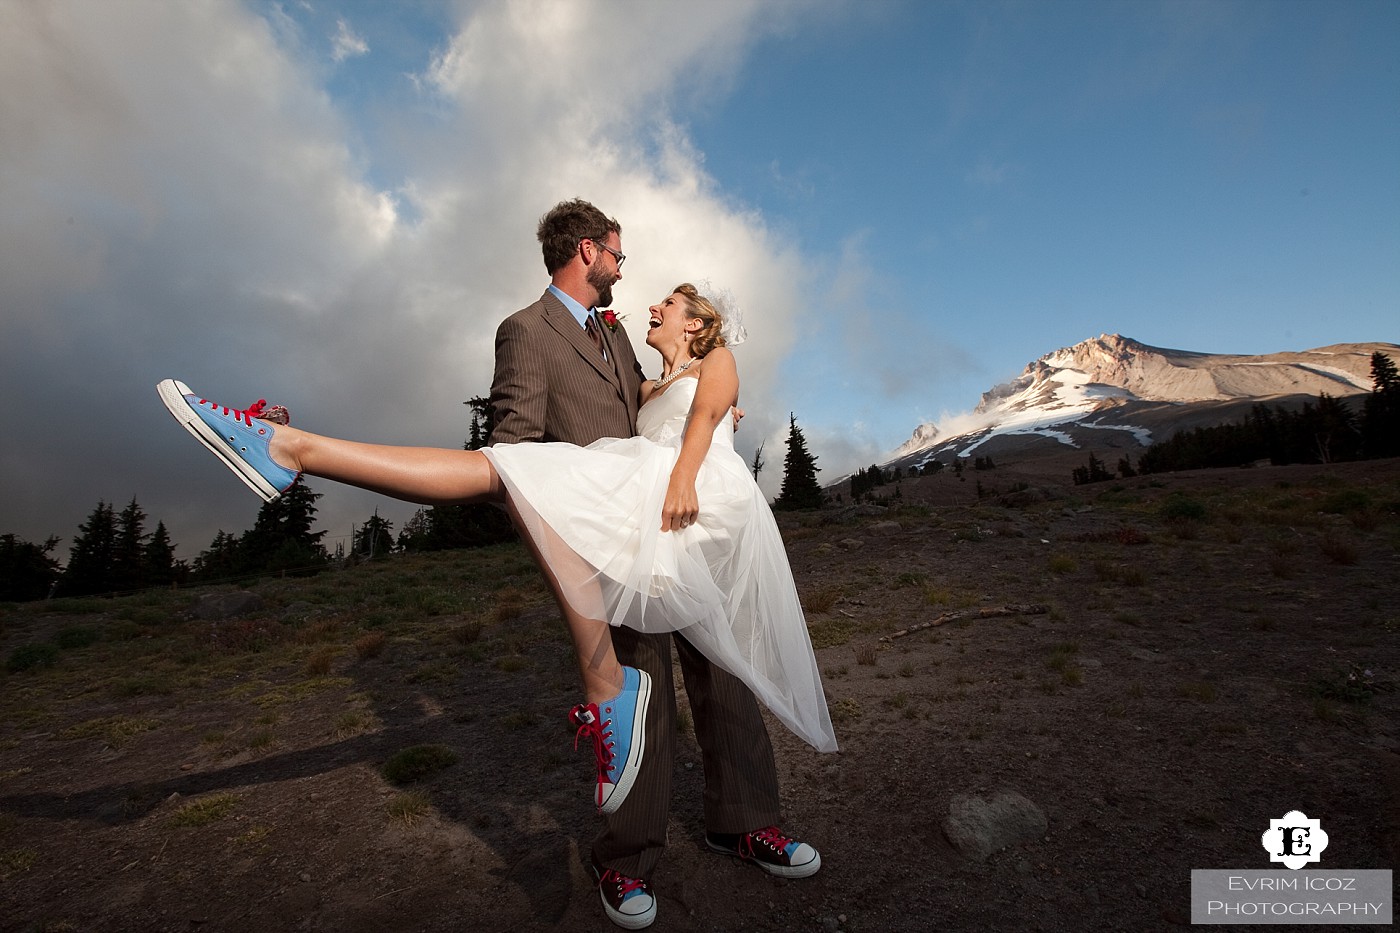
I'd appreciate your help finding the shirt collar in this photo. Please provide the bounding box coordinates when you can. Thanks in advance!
[548,284,593,328]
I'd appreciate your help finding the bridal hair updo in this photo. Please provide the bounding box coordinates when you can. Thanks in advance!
[674,283,726,357]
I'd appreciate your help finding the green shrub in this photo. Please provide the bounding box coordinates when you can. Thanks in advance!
[1160,495,1207,522]
[7,643,59,672]
[53,626,100,650]
[381,744,459,785]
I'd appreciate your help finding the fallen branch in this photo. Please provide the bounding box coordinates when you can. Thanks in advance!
[882,604,1048,641]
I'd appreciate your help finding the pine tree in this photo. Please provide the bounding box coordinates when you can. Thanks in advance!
[773,413,823,511]
[397,508,432,552]
[143,520,178,587]
[0,534,61,601]
[750,440,766,481]
[354,510,395,558]
[59,501,117,596]
[1362,351,1400,458]
[234,479,328,576]
[111,497,149,593]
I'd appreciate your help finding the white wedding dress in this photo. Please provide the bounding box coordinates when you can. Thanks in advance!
[482,376,837,752]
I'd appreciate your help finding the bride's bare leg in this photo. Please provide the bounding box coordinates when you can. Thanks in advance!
[268,424,500,506]
[503,497,624,704]
[268,424,625,702]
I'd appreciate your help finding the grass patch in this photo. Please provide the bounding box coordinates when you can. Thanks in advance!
[381,744,459,785]
[58,716,161,746]
[802,586,843,614]
[0,848,37,877]
[807,617,857,649]
[1177,681,1217,703]
[1318,535,1359,566]
[170,793,240,827]
[353,631,387,660]
[1047,554,1077,575]
[387,791,432,826]
[829,697,863,723]
[53,626,100,650]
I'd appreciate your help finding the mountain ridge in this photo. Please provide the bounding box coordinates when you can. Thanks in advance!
[886,335,1396,469]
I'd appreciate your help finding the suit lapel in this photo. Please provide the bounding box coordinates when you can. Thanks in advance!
[539,292,622,389]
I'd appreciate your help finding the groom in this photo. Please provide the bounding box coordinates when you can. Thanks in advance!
[488,199,820,930]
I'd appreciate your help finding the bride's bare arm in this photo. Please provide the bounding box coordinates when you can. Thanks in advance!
[660,348,739,532]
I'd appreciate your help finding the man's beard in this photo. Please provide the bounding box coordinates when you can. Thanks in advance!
[587,264,617,308]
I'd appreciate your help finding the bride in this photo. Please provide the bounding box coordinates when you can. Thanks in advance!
[158,282,837,810]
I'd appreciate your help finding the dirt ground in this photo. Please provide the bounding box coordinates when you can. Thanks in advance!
[2,458,1397,932]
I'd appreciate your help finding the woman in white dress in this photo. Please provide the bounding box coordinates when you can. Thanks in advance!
[158,283,837,810]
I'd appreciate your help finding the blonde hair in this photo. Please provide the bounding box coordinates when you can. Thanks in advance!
[673,283,726,357]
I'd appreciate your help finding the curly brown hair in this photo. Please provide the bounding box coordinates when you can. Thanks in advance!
[673,283,726,358]
[537,199,621,274]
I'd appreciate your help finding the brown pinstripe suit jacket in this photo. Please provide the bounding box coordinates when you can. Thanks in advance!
[488,290,646,447]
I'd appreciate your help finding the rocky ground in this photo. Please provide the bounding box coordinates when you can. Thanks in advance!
[2,458,1397,932]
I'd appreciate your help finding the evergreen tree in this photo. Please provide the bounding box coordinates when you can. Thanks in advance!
[1362,352,1400,458]
[238,479,328,575]
[143,520,178,587]
[354,510,396,558]
[111,497,149,592]
[0,534,61,601]
[773,413,823,511]
[59,501,117,596]
[397,508,433,552]
[192,530,241,581]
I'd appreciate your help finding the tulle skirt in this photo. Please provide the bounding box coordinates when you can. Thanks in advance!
[482,435,837,752]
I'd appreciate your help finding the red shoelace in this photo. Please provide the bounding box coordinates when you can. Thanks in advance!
[197,397,287,427]
[599,867,648,897]
[571,703,617,808]
[742,826,796,859]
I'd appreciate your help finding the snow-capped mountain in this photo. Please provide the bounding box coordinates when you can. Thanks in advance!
[888,335,1395,469]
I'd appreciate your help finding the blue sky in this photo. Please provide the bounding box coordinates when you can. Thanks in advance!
[1,0,1396,559]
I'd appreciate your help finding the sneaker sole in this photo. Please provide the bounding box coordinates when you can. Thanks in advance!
[599,669,651,815]
[704,839,822,879]
[157,379,282,503]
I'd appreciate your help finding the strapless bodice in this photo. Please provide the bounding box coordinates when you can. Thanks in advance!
[636,377,733,449]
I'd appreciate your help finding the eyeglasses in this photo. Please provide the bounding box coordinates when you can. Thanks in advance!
[588,239,626,269]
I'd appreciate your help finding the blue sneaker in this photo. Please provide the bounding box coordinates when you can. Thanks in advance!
[705,826,822,879]
[570,666,651,815]
[157,380,300,502]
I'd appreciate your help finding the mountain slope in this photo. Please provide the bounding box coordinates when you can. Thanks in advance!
[886,335,1395,470]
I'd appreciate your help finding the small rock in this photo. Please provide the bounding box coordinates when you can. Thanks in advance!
[1136,883,1148,898]
[1014,859,1032,875]
[300,872,311,883]
[837,538,864,551]
[819,917,839,933]
[180,763,194,771]
[943,790,1049,862]
[867,521,902,535]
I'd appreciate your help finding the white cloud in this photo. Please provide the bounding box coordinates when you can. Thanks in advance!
[0,0,822,558]
[330,17,368,62]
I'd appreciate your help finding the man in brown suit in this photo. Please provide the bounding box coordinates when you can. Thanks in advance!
[489,199,820,930]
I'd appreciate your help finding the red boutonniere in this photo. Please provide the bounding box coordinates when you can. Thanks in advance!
[600,309,622,332]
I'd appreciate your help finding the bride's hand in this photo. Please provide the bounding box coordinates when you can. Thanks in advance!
[661,475,699,532]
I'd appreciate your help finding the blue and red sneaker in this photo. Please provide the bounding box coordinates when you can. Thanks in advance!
[157,380,300,502]
[591,856,656,930]
[570,665,651,815]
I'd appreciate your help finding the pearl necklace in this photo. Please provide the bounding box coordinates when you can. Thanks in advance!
[652,356,699,389]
